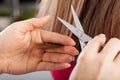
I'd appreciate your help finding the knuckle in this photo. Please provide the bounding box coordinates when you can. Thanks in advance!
[99,60,106,68]
[99,58,108,67]
[64,55,72,62]
[77,55,86,63]
[11,22,19,26]
[78,51,94,62]
[68,47,78,55]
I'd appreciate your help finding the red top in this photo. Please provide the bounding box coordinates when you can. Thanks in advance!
[51,62,76,80]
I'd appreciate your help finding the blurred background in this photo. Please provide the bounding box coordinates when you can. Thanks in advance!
[0,0,37,30]
[0,0,53,80]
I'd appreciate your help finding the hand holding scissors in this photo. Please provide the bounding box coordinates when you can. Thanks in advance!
[58,5,120,80]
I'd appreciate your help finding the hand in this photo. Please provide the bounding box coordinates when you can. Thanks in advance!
[70,34,120,80]
[0,16,78,74]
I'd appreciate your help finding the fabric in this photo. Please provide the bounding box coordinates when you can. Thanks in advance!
[51,62,76,80]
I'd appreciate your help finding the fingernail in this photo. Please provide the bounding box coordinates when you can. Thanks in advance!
[76,50,79,55]
[72,57,75,61]
[66,64,71,68]
[99,34,105,37]
[72,40,76,45]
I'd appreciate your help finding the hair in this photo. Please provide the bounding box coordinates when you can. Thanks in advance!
[37,0,84,50]
[37,0,120,50]
[80,0,120,41]
[36,0,58,30]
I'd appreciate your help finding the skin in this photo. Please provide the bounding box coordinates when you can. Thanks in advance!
[69,34,120,80]
[0,16,78,75]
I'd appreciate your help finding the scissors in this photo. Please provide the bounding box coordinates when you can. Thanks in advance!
[57,5,92,50]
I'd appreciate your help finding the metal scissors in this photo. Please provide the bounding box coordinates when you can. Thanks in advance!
[57,5,92,50]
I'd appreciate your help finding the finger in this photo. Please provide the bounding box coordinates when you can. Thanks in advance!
[100,38,120,61]
[83,34,106,55]
[27,16,49,28]
[42,53,75,63]
[36,62,71,71]
[17,16,49,33]
[40,30,76,46]
[46,46,79,56]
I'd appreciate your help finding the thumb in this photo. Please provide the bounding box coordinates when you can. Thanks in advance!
[27,16,49,29]
[16,16,49,33]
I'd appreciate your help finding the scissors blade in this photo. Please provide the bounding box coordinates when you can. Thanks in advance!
[71,5,84,32]
[71,5,85,50]
[57,17,92,43]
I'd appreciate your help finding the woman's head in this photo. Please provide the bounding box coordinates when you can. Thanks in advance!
[37,0,84,34]
[37,0,120,49]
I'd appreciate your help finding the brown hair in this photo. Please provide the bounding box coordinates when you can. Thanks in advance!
[37,0,84,50]
[37,0,84,34]
[52,0,84,36]
[37,0,120,50]
[80,0,120,41]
